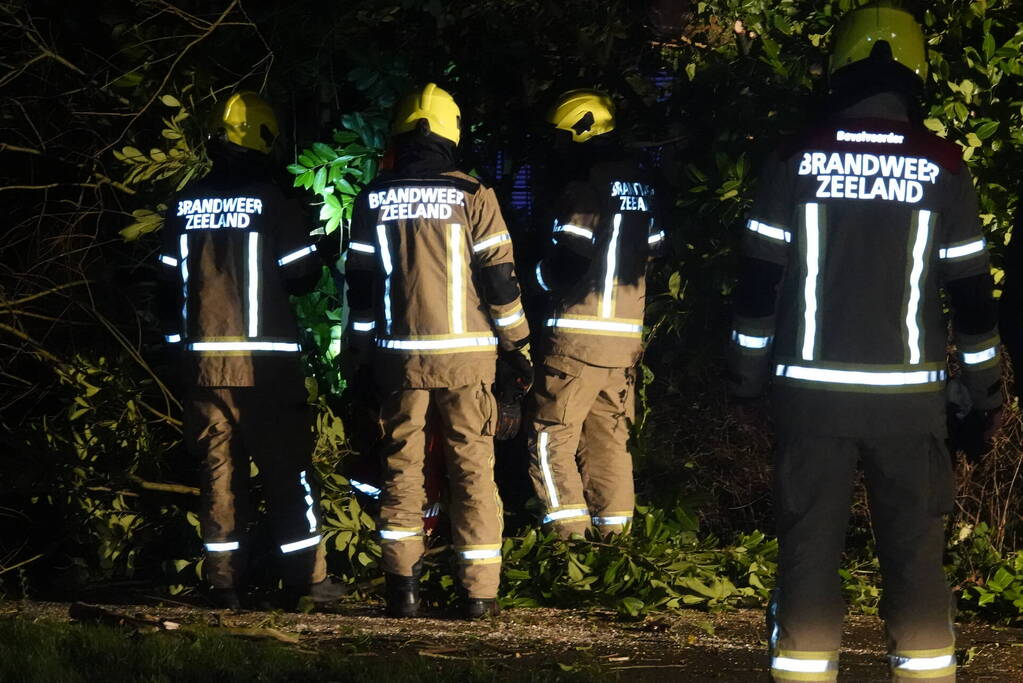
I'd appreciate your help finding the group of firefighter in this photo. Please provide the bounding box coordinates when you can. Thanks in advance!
[155,3,1023,681]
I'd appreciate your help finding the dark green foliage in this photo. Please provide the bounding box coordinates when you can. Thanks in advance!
[3,0,1023,627]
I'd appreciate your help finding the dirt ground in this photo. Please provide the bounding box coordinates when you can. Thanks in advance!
[3,599,1022,681]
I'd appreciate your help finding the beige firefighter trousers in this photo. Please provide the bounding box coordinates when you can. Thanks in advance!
[377,382,503,598]
[184,385,327,590]
[527,354,636,538]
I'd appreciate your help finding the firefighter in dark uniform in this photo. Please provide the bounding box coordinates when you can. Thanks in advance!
[159,91,344,609]
[729,5,1002,680]
[345,83,532,619]
[527,90,666,539]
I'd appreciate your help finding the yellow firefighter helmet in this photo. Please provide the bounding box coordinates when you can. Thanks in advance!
[209,91,279,155]
[391,83,461,146]
[830,2,927,82]
[547,89,616,143]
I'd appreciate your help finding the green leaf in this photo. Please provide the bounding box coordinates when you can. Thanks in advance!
[975,121,999,140]
[287,163,307,175]
[313,167,327,194]
[160,94,181,107]
[313,142,338,162]
[298,154,317,168]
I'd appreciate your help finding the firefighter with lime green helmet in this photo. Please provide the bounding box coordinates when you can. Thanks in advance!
[728,5,999,681]
[526,88,666,540]
[158,91,344,609]
[345,83,532,619]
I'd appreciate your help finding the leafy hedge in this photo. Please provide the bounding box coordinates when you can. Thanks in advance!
[2,0,1023,627]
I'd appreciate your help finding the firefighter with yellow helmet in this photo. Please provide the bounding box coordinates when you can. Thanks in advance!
[527,89,666,539]
[728,5,1000,681]
[158,91,344,609]
[345,83,532,619]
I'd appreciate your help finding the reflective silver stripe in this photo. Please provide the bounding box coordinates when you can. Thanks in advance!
[299,470,317,534]
[648,231,666,245]
[906,210,931,364]
[776,364,946,386]
[546,318,641,334]
[188,341,301,352]
[278,244,317,266]
[962,346,998,365]
[165,334,182,344]
[423,502,441,518]
[748,219,792,243]
[535,262,550,291]
[160,254,178,267]
[280,534,321,554]
[349,241,376,254]
[801,204,820,361]
[472,232,511,253]
[352,320,375,332]
[494,309,524,327]
[601,213,622,318]
[554,223,594,240]
[377,336,497,351]
[247,232,259,337]
[771,657,832,673]
[538,431,560,509]
[379,529,421,540]
[890,654,955,671]
[349,479,381,499]
[543,507,590,523]
[593,515,631,526]
[458,548,501,560]
[205,541,239,552]
[179,234,189,332]
[732,331,772,349]
[376,224,393,334]
[939,239,985,260]
[450,224,464,334]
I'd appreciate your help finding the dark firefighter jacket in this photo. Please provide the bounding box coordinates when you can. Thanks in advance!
[159,167,321,387]
[535,156,665,368]
[345,157,530,390]
[729,97,1001,436]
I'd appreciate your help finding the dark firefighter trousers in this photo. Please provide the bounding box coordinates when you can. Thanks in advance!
[184,386,327,590]
[377,383,503,599]
[770,432,955,683]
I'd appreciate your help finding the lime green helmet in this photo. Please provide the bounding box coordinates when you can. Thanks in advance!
[830,2,927,82]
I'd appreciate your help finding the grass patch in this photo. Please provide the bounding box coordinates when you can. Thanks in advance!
[0,618,607,683]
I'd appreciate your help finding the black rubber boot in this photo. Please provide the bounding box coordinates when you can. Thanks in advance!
[384,564,421,618]
[463,598,500,620]
[209,587,242,610]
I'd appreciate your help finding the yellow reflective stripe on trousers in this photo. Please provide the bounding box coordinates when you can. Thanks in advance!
[248,232,259,337]
[537,431,560,509]
[771,649,838,681]
[280,534,321,554]
[890,647,955,679]
[379,527,423,541]
[600,213,622,319]
[456,544,502,564]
